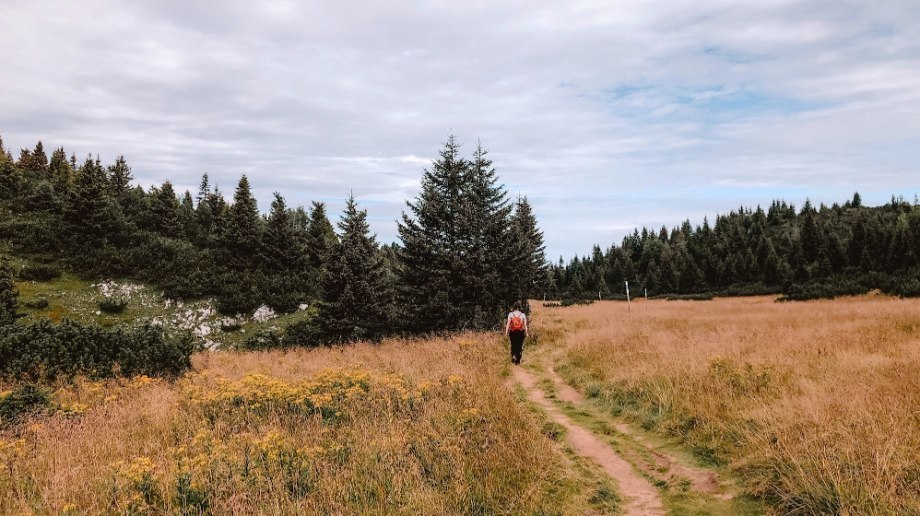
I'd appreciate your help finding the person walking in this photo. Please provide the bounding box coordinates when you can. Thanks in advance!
[505,302,529,365]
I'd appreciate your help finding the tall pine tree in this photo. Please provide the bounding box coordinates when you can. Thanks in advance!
[224,175,262,268]
[0,258,18,326]
[398,136,468,331]
[318,195,391,342]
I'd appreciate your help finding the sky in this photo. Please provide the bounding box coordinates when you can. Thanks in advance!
[1,0,919,260]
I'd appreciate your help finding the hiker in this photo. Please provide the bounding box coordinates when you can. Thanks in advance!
[505,302,529,365]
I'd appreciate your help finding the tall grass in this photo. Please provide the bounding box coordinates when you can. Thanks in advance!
[545,296,920,514]
[0,335,586,514]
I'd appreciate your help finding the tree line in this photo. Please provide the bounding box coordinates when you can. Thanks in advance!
[0,133,546,349]
[548,194,920,301]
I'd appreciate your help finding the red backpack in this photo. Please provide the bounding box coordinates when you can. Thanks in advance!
[509,312,525,332]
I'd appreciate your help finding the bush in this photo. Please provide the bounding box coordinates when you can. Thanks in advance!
[778,280,870,302]
[0,383,52,425]
[17,263,62,281]
[215,273,264,316]
[559,298,595,307]
[0,319,195,382]
[283,319,321,348]
[240,330,282,351]
[99,297,129,313]
[715,283,783,297]
[23,298,49,309]
[219,320,242,333]
[665,294,714,301]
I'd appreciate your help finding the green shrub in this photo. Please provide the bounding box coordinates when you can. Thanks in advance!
[0,383,52,425]
[99,297,129,313]
[0,319,195,382]
[778,280,869,301]
[665,293,714,301]
[17,263,62,281]
[219,320,242,332]
[23,298,49,309]
[282,319,321,348]
[240,330,282,351]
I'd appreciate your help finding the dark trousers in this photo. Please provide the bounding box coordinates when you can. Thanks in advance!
[509,331,526,364]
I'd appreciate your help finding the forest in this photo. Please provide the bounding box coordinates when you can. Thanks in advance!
[548,193,920,302]
[0,134,545,377]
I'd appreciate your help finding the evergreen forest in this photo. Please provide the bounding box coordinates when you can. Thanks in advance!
[0,133,546,359]
[547,193,920,302]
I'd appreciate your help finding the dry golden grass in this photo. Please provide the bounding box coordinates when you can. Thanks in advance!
[0,335,590,515]
[541,295,920,515]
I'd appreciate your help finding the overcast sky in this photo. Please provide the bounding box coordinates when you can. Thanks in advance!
[2,1,919,259]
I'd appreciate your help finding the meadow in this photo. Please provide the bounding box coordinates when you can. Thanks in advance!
[0,332,614,515]
[3,286,919,515]
[546,296,920,514]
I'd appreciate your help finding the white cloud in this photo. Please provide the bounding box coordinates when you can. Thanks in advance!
[1,0,918,258]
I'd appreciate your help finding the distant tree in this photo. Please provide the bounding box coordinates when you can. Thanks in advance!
[178,190,196,239]
[507,196,547,307]
[149,181,180,237]
[398,136,468,331]
[460,142,514,324]
[306,201,337,272]
[107,155,133,195]
[262,192,299,271]
[318,195,391,342]
[0,258,18,326]
[224,175,262,268]
[64,155,122,251]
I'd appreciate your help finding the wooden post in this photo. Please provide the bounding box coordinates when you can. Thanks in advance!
[625,281,631,311]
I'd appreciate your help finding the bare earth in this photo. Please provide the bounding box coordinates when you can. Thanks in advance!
[511,365,665,516]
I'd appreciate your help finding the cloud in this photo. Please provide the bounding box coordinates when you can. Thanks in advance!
[1,0,918,258]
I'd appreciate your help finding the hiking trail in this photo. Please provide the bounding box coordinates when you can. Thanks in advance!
[511,365,665,515]
[510,339,738,514]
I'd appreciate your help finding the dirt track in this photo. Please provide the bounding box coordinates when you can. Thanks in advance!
[511,366,665,515]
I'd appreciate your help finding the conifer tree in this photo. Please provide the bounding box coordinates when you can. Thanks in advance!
[224,175,262,268]
[149,181,180,237]
[48,147,73,192]
[178,191,197,239]
[398,136,468,331]
[461,142,513,324]
[107,155,133,195]
[29,141,49,174]
[65,155,120,250]
[507,196,547,308]
[306,201,337,271]
[263,192,299,271]
[318,195,391,342]
[0,258,18,326]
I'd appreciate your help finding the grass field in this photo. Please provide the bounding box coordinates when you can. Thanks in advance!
[3,279,919,514]
[0,333,615,514]
[543,296,920,514]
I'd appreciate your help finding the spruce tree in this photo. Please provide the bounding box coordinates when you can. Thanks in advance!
[461,142,513,325]
[306,201,337,271]
[149,181,180,237]
[224,175,262,268]
[30,141,48,174]
[507,197,547,309]
[397,136,467,331]
[178,190,197,239]
[107,155,133,195]
[49,147,73,192]
[318,195,391,342]
[0,258,18,326]
[263,192,299,271]
[65,155,120,251]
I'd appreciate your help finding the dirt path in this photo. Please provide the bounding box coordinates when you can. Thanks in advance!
[511,366,665,516]
[543,360,725,497]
